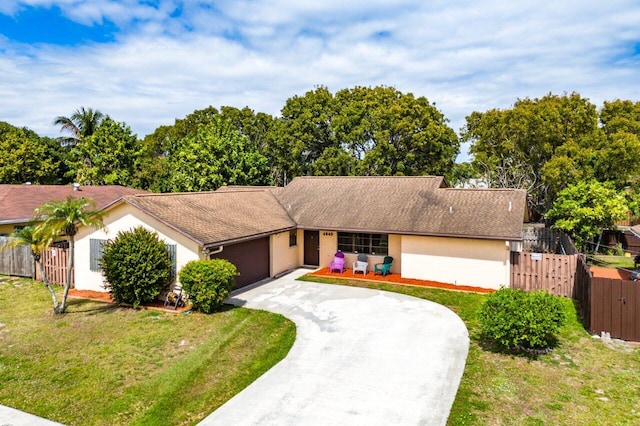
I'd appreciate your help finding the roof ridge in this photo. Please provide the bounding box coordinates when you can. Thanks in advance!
[129,191,219,198]
[291,175,441,179]
[443,187,526,192]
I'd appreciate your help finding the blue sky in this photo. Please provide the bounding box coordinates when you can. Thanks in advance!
[1,1,640,160]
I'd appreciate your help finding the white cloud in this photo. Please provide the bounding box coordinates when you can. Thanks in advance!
[1,0,640,162]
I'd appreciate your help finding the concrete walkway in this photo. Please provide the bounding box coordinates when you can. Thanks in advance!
[200,269,469,425]
[0,404,64,426]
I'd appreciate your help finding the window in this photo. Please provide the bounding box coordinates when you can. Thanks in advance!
[166,243,177,282]
[289,230,298,247]
[337,233,388,255]
[90,238,177,281]
[90,239,107,272]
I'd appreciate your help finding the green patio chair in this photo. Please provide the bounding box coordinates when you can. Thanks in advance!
[374,256,393,277]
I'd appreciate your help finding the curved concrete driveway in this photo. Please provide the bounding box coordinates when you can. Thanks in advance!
[200,269,469,426]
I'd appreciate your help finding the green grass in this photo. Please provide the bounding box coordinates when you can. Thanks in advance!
[0,276,295,425]
[298,274,640,426]
[588,254,636,270]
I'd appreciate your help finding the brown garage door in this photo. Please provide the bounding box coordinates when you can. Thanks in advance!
[211,237,270,289]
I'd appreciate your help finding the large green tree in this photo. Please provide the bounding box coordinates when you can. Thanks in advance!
[462,93,600,217]
[69,118,143,186]
[0,122,66,184]
[545,180,628,251]
[34,196,105,314]
[165,116,271,192]
[270,85,459,182]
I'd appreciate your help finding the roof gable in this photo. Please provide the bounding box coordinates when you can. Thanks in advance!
[123,190,297,247]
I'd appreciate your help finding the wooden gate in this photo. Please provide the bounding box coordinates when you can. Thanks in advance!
[590,278,640,341]
[0,236,34,277]
[510,251,579,298]
[36,246,73,287]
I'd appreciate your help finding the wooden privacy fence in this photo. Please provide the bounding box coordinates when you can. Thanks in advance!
[35,246,72,287]
[0,236,34,277]
[589,278,640,342]
[510,251,579,298]
[521,227,578,254]
[573,255,592,330]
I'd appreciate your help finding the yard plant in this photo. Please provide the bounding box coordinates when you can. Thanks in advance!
[100,226,173,308]
[478,287,565,352]
[0,276,295,425]
[179,259,238,313]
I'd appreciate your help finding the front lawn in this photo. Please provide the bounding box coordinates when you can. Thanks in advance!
[0,276,295,425]
[299,274,640,425]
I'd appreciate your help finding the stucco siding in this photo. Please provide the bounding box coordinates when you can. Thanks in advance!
[270,230,302,277]
[319,231,338,268]
[0,224,14,236]
[75,203,201,292]
[401,235,510,289]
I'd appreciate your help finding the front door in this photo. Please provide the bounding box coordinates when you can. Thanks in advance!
[304,230,320,266]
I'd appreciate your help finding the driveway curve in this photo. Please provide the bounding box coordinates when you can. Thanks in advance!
[200,269,469,426]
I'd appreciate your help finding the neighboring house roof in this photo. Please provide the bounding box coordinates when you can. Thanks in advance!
[274,176,526,240]
[0,184,146,225]
[629,225,640,239]
[122,190,297,247]
[215,185,278,192]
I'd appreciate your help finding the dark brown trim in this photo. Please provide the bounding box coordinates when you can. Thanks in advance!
[295,226,522,241]
[203,226,297,249]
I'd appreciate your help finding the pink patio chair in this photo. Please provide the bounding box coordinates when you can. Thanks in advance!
[329,251,346,273]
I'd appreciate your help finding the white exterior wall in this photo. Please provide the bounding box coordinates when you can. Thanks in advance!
[270,229,302,276]
[401,235,510,290]
[75,203,201,292]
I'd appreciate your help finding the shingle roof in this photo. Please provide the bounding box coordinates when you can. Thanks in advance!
[0,184,146,224]
[123,190,297,247]
[274,176,526,240]
[215,185,277,192]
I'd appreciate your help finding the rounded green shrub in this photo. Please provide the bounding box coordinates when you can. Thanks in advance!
[100,226,172,308]
[178,259,238,313]
[478,288,565,352]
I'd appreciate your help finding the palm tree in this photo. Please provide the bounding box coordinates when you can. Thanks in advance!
[34,196,105,314]
[54,107,105,147]
[2,227,59,310]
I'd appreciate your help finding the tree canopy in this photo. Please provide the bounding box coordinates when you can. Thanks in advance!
[54,107,105,147]
[164,115,271,192]
[462,93,640,220]
[69,118,144,186]
[545,181,629,251]
[271,86,459,183]
[0,122,66,184]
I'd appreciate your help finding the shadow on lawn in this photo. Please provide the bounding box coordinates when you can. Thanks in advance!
[64,297,125,314]
[475,333,560,360]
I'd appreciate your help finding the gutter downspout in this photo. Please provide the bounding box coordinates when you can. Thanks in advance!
[203,246,224,259]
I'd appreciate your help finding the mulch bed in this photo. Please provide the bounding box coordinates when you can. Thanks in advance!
[590,266,633,280]
[67,289,190,313]
[309,267,495,294]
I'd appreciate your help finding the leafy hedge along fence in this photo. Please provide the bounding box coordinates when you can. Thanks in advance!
[511,228,640,342]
